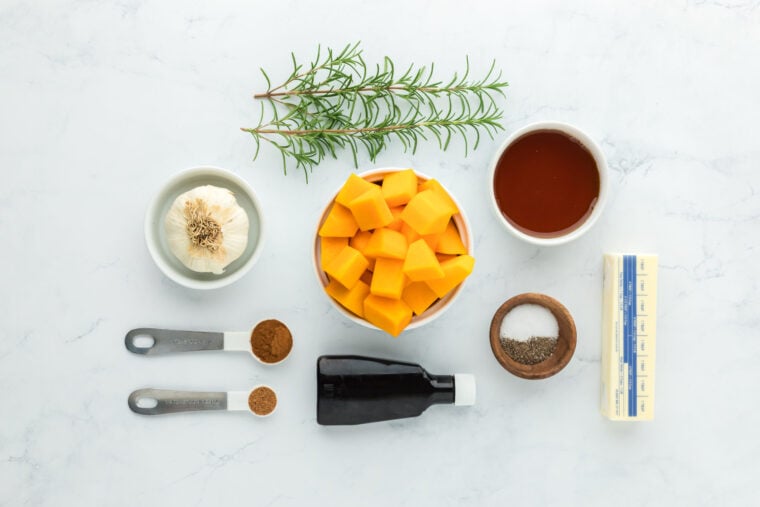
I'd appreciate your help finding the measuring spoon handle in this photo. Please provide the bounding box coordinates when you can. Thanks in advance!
[125,328,224,355]
[128,388,227,415]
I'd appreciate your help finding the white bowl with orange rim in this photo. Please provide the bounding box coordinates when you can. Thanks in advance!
[313,168,473,333]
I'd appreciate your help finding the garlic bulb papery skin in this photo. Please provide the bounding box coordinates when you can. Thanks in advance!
[164,185,249,274]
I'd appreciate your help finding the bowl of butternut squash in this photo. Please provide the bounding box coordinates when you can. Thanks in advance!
[314,168,475,337]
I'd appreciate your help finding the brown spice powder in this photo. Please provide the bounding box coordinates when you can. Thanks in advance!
[251,319,293,363]
[248,386,277,416]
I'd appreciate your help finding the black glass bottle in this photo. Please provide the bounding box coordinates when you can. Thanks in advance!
[317,355,476,425]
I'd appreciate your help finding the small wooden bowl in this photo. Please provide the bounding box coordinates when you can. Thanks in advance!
[489,293,577,379]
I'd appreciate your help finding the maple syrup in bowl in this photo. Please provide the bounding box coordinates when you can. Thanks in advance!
[489,121,608,245]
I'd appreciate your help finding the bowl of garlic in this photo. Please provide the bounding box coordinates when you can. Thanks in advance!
[145,166,265,289]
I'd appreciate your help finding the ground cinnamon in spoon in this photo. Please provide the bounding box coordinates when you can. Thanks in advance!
[250,319,293,363]
[248,386,277,416]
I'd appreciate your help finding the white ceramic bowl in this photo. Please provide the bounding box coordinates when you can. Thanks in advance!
[488,121,609,246]
[313,168,473,333]
[145,166,265,289]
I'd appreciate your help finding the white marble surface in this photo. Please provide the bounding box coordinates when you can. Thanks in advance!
[2,1,759,505]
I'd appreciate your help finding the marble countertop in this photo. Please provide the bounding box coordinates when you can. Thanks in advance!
[2,1,759,505]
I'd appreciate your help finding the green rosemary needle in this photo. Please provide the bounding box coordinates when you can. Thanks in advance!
[243,42,508,179]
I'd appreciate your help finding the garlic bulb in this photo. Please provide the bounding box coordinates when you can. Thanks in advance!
[164,185,249,274]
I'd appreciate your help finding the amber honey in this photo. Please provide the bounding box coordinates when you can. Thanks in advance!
[493,130,600,237]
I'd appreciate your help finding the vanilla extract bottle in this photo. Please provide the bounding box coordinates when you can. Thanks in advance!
[317,355,476,425]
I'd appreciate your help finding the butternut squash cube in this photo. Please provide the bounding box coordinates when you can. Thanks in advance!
[363,294,413,337]
[403,239,444,281]
[320,237,349,270]
[365,228,408,259]
[425,254,475,297]
[349,230,375,270]
[400,222,421,244]
[382,169,418,207]
[350,230,372,255]
[400,190,453,235]
[335,174,377,207]
[319,203,359,237]
[348,186,394,231]
[326,279,370,318]
[402,281,439,316]
[418,178,458,214]
[436,253,458,264]
[324,245,369,289]
[370,257,406,299]
[402,224,440,251]
[422,233,440,251]
[387,206,405,232]
[359,269,374,286]
[436,220,467,255]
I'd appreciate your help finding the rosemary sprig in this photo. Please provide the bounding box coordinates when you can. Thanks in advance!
[243,42,508,179]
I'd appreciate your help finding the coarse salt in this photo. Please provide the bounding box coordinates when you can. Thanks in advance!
[499,303,558,342]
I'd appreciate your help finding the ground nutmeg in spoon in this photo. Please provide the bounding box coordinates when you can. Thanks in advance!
[499,303,559,365]
[251,319,293,363]
[248,386,277,416]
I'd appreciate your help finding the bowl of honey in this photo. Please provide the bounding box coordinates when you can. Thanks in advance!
[489,121,608,246]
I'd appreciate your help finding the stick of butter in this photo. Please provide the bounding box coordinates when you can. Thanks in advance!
[601,254,658,421]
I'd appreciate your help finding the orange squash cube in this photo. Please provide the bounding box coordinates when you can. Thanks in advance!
[359,269,374,286]
[320,237,349,270]
[422,233,441,251]
[400,190,453,235]
[402,281,439,316]
[402,225,439,252]
[370,257,406,299]
[319,203,359,237]
[400,222,421,244]
[382,169,418,207]
[350,230,375,270]
[335,174,377,207]
[326,279,370,318]
[436,253,458,264]
[350,230,372,255]
[324,245,369,289]
[425,254,475,297]
[363,294,413,337]
[347,186,394,231]
[403,239,444,281]
[436,220,467,255]
[418,178,458,214]
[387,206,405,232]
[365,228,408,260]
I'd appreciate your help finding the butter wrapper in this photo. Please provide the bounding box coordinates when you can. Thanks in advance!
[601,254,658,421]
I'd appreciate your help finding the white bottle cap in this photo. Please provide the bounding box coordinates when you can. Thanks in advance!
[454,374,476,406]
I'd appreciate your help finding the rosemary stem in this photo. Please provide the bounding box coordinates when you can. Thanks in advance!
[266,54,345,94]
[241,119,490,136]
[254,85,475,99]
[244,42,508,177]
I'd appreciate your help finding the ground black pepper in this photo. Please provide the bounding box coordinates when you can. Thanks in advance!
[500,336,558,365]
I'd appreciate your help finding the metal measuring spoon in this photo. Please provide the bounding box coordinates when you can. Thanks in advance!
[124,319,292,365]
[128,386,278,417]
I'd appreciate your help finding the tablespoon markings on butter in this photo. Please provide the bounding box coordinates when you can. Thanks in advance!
[128,386,277,417]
